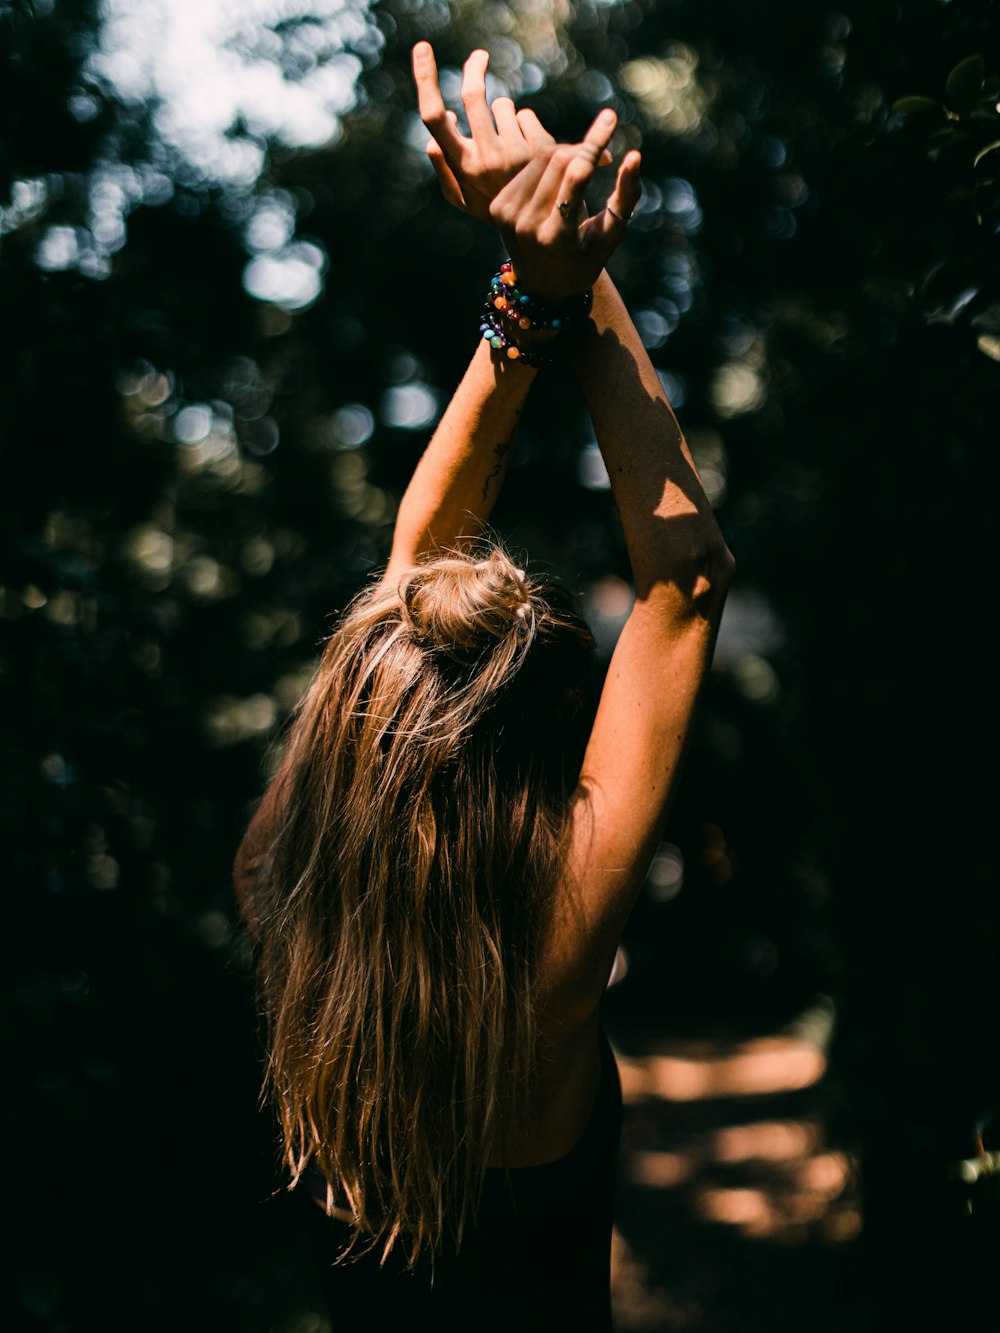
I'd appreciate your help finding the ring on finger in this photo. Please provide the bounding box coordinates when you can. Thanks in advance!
[558,199,574,220]
[606,203,633,225]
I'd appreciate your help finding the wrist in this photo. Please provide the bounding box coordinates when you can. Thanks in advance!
[479,262,593,368]
[508,270,592,304]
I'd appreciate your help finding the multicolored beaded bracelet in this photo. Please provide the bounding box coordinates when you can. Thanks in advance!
[479,262,593,367]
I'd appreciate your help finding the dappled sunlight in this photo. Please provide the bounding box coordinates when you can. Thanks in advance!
[691,1142,856,1242]
[629,1149,694,1189]
[619,1035,826,1102]
[611,1228,701,1331]
[610,1006,860,1325]
[712,1118,820,1162]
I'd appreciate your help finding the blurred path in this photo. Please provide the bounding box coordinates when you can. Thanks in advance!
[608,1001,868,1331]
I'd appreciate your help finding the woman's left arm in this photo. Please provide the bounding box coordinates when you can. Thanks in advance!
[388,43,635,585]
[382,342,539,586]
[384,43,567,585]
[381,45,539,584]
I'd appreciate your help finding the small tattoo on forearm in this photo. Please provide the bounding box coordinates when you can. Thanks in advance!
[482,437,513,501]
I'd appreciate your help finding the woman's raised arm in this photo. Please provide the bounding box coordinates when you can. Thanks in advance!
[381,343,539,586]
[486,134,733,1022]
[400,44,732,1021]
[551,275,734,1018]
[382,48,574,585]
[384,47,636,587]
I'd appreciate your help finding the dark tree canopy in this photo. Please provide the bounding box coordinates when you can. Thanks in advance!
[3,0,998,1328]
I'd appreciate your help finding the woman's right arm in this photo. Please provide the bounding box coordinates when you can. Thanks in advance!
[484,142,734,1022]
[546,275,734,1020]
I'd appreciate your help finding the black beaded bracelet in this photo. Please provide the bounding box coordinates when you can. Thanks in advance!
[479,262,593,368]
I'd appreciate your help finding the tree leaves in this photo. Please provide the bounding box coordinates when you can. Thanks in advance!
[890,94,943,118]
[945,54,985,115]
[973,138,1000,169]
[892,55,989,125]
[887,51,999,321]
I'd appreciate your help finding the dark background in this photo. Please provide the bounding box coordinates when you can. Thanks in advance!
[3,0,998,1328]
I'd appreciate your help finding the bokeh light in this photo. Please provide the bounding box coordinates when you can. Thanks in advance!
[88,0,378,184]
[7,1,998,1328]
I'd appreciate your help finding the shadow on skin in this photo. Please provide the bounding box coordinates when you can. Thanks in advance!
[573,317,733,612]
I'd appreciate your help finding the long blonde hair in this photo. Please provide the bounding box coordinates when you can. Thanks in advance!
[250,544,595,1266]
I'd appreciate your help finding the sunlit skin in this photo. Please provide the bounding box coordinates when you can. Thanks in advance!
[384,42,734,1165]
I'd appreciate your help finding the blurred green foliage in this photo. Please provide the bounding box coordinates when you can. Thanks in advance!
[2,0,998,1328]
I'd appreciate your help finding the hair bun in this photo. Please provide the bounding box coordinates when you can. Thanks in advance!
[400,550,535,664]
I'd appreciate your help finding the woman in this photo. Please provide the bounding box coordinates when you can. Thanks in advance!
[234,43,734,1330]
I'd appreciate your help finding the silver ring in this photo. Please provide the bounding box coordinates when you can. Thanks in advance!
[557,199,573,220]
[606,203,632,225]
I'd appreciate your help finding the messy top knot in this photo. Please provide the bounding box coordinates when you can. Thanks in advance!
[399,548,536,666]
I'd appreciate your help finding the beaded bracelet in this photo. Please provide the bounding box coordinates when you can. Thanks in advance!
[479,262,593,368]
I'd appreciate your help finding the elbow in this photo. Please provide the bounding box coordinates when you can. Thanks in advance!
[677,533,736,595]
[639,539,734,620]
[691,541,734,617]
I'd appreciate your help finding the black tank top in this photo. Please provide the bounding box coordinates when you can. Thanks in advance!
[300,1027,623,1332]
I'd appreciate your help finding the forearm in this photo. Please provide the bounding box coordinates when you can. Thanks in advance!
[573,272,731,599]
[383,339,538,584]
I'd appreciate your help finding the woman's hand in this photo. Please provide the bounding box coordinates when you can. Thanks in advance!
[412,41,608,223]
[489,115,642,302]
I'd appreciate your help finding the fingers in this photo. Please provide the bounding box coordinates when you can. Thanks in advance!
[412,41,447,124]
[526,143,598,228]
[460,48,499,145]
[609,149,643,220]
[552,154,594,226]
[426,138,468,212]
[516,104,610,166]
[489,149,556,224]
[412,41,465,164]
[491,96,523,147]
[580,149,642,258]
[515,107,555,151]
[580,107,619,165]
[523,110,618,226]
